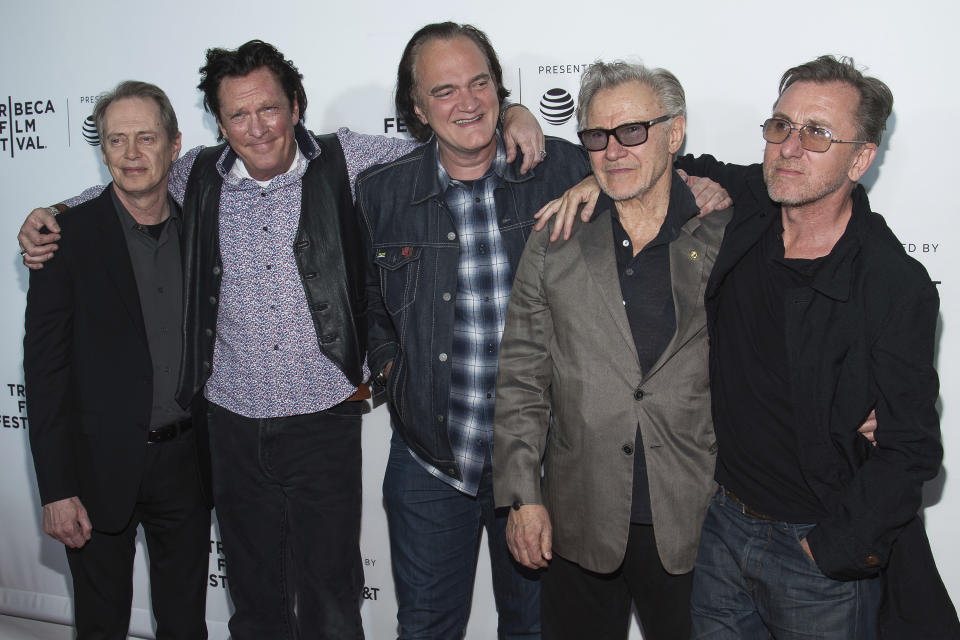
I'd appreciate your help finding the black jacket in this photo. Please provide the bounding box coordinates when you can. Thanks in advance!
[24,188,212,532]
[680,154,959,638]
[176,129,366,408]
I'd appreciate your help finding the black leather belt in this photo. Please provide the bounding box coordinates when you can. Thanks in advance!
[723,487,778,522]
[147,417,193,444]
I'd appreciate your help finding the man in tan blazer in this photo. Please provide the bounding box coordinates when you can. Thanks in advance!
[493,61,730,640]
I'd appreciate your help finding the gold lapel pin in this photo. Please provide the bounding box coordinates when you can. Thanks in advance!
[689,250,699,260]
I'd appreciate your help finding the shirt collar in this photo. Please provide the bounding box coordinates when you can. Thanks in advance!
[413,131,506,202]
[109,183,180,230]
[216,122,321,185]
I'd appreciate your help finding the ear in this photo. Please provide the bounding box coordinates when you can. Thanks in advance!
[291,96,300,123]
[667,115,686,154]
[847,142,877,182]
[170,131,182,162]
[413,101,429,126]
[217,118,229,141]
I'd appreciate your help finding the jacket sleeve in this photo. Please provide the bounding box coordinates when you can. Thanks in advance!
[355,182,398,381]
[492,228,554,509]
[23,237,79,506]
[806,279,942,580]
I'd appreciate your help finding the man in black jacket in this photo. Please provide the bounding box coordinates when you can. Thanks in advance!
[681,56,957,639]
[24,81,211,640]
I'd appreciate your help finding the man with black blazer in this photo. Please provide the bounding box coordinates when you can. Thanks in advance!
[23,81,211,640]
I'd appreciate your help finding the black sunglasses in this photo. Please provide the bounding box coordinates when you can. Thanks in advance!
[577,115,673,151]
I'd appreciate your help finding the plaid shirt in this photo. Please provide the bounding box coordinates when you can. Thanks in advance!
[410,137,512,496]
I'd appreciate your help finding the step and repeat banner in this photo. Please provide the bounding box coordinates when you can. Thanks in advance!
[1,1,958,637]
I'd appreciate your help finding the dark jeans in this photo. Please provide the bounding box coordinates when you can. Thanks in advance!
[690,488,882,639]
[207,401,364,640]
[67,430,209,640]
[541,523,693,640]
[383,430,540,639]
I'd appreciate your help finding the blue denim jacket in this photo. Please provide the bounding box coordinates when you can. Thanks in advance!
[356,135,590,479]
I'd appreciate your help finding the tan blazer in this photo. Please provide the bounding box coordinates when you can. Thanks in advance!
[493,201,731,575]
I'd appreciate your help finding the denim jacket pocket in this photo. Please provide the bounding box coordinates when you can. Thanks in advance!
[374,246,423,315]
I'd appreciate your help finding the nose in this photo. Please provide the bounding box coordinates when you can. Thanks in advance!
[248,112,267,137]
[459,89,481,112]
[124,137,140,159]
[779,126,804,158]
[604,134,628,161]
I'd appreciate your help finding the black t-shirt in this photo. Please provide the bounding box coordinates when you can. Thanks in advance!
[711,220,829,523]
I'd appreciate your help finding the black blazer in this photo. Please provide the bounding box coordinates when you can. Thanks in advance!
[24,187,212,533]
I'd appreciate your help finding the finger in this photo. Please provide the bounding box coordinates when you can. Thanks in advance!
[505,140,518,164]
[676,168,689,182]
[519,139,536,175]
[579,199,597,224]
[540,526,553,561]
[78,507,93,541]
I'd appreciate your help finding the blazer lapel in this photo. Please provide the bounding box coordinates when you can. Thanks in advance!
[91,188,148,343]
[576,209,638,359]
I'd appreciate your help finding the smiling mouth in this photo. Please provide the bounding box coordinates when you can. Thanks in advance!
[454,114,483,125]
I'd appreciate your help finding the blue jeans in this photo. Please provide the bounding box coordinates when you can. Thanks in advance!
[207,401,365,640]
[383,430,541,640]
[690,488,881,639]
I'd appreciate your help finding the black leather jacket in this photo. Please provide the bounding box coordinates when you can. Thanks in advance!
[176,128,366,408]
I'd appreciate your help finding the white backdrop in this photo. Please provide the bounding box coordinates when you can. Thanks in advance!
[1,1,957,638]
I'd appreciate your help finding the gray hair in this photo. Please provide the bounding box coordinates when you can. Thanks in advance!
[777,55,893,146]
[93,80,179,144]
[576,60,686,131]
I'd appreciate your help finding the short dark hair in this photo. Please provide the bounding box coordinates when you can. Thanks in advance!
[93,80,179,145]
[396,22,510,143]
[777,55,893,145]
[198,39,307,141]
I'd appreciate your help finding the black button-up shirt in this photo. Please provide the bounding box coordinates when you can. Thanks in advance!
[111,187,189,428]
[606,173,698,523]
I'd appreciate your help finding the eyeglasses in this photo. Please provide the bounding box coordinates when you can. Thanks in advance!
[577,115,673,151]
[761,117,869,153]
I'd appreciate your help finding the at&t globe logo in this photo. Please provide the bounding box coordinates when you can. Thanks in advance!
[539,88,575,125]
[82,116,99,146]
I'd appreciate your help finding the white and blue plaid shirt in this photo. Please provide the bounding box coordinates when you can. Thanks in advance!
[409,137,512,496]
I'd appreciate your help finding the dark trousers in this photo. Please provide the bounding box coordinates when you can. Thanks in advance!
[207,400,365,640]
[66,431,210,640]
[541,523,693,640]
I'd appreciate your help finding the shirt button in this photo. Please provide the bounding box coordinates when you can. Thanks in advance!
[447,232,456,241]
[866,554,880,566]
[260,192,267,197]
[634,387,644,400]
[263,226,269,232]
[622,239,630,247]
[157,286,164,293]
[622,444,634,455]
[625,268,634,276]
[475,196,481,204]
[208,296,217,305]
[486,392,493,399]
[212,265,221,276]
[437,415,444,423]
[205,328,213,337]
[274,344,279,351]
[266,264,272,270]
[438,352,448,362]
[487,344,495,353]
[442,292,452,301]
